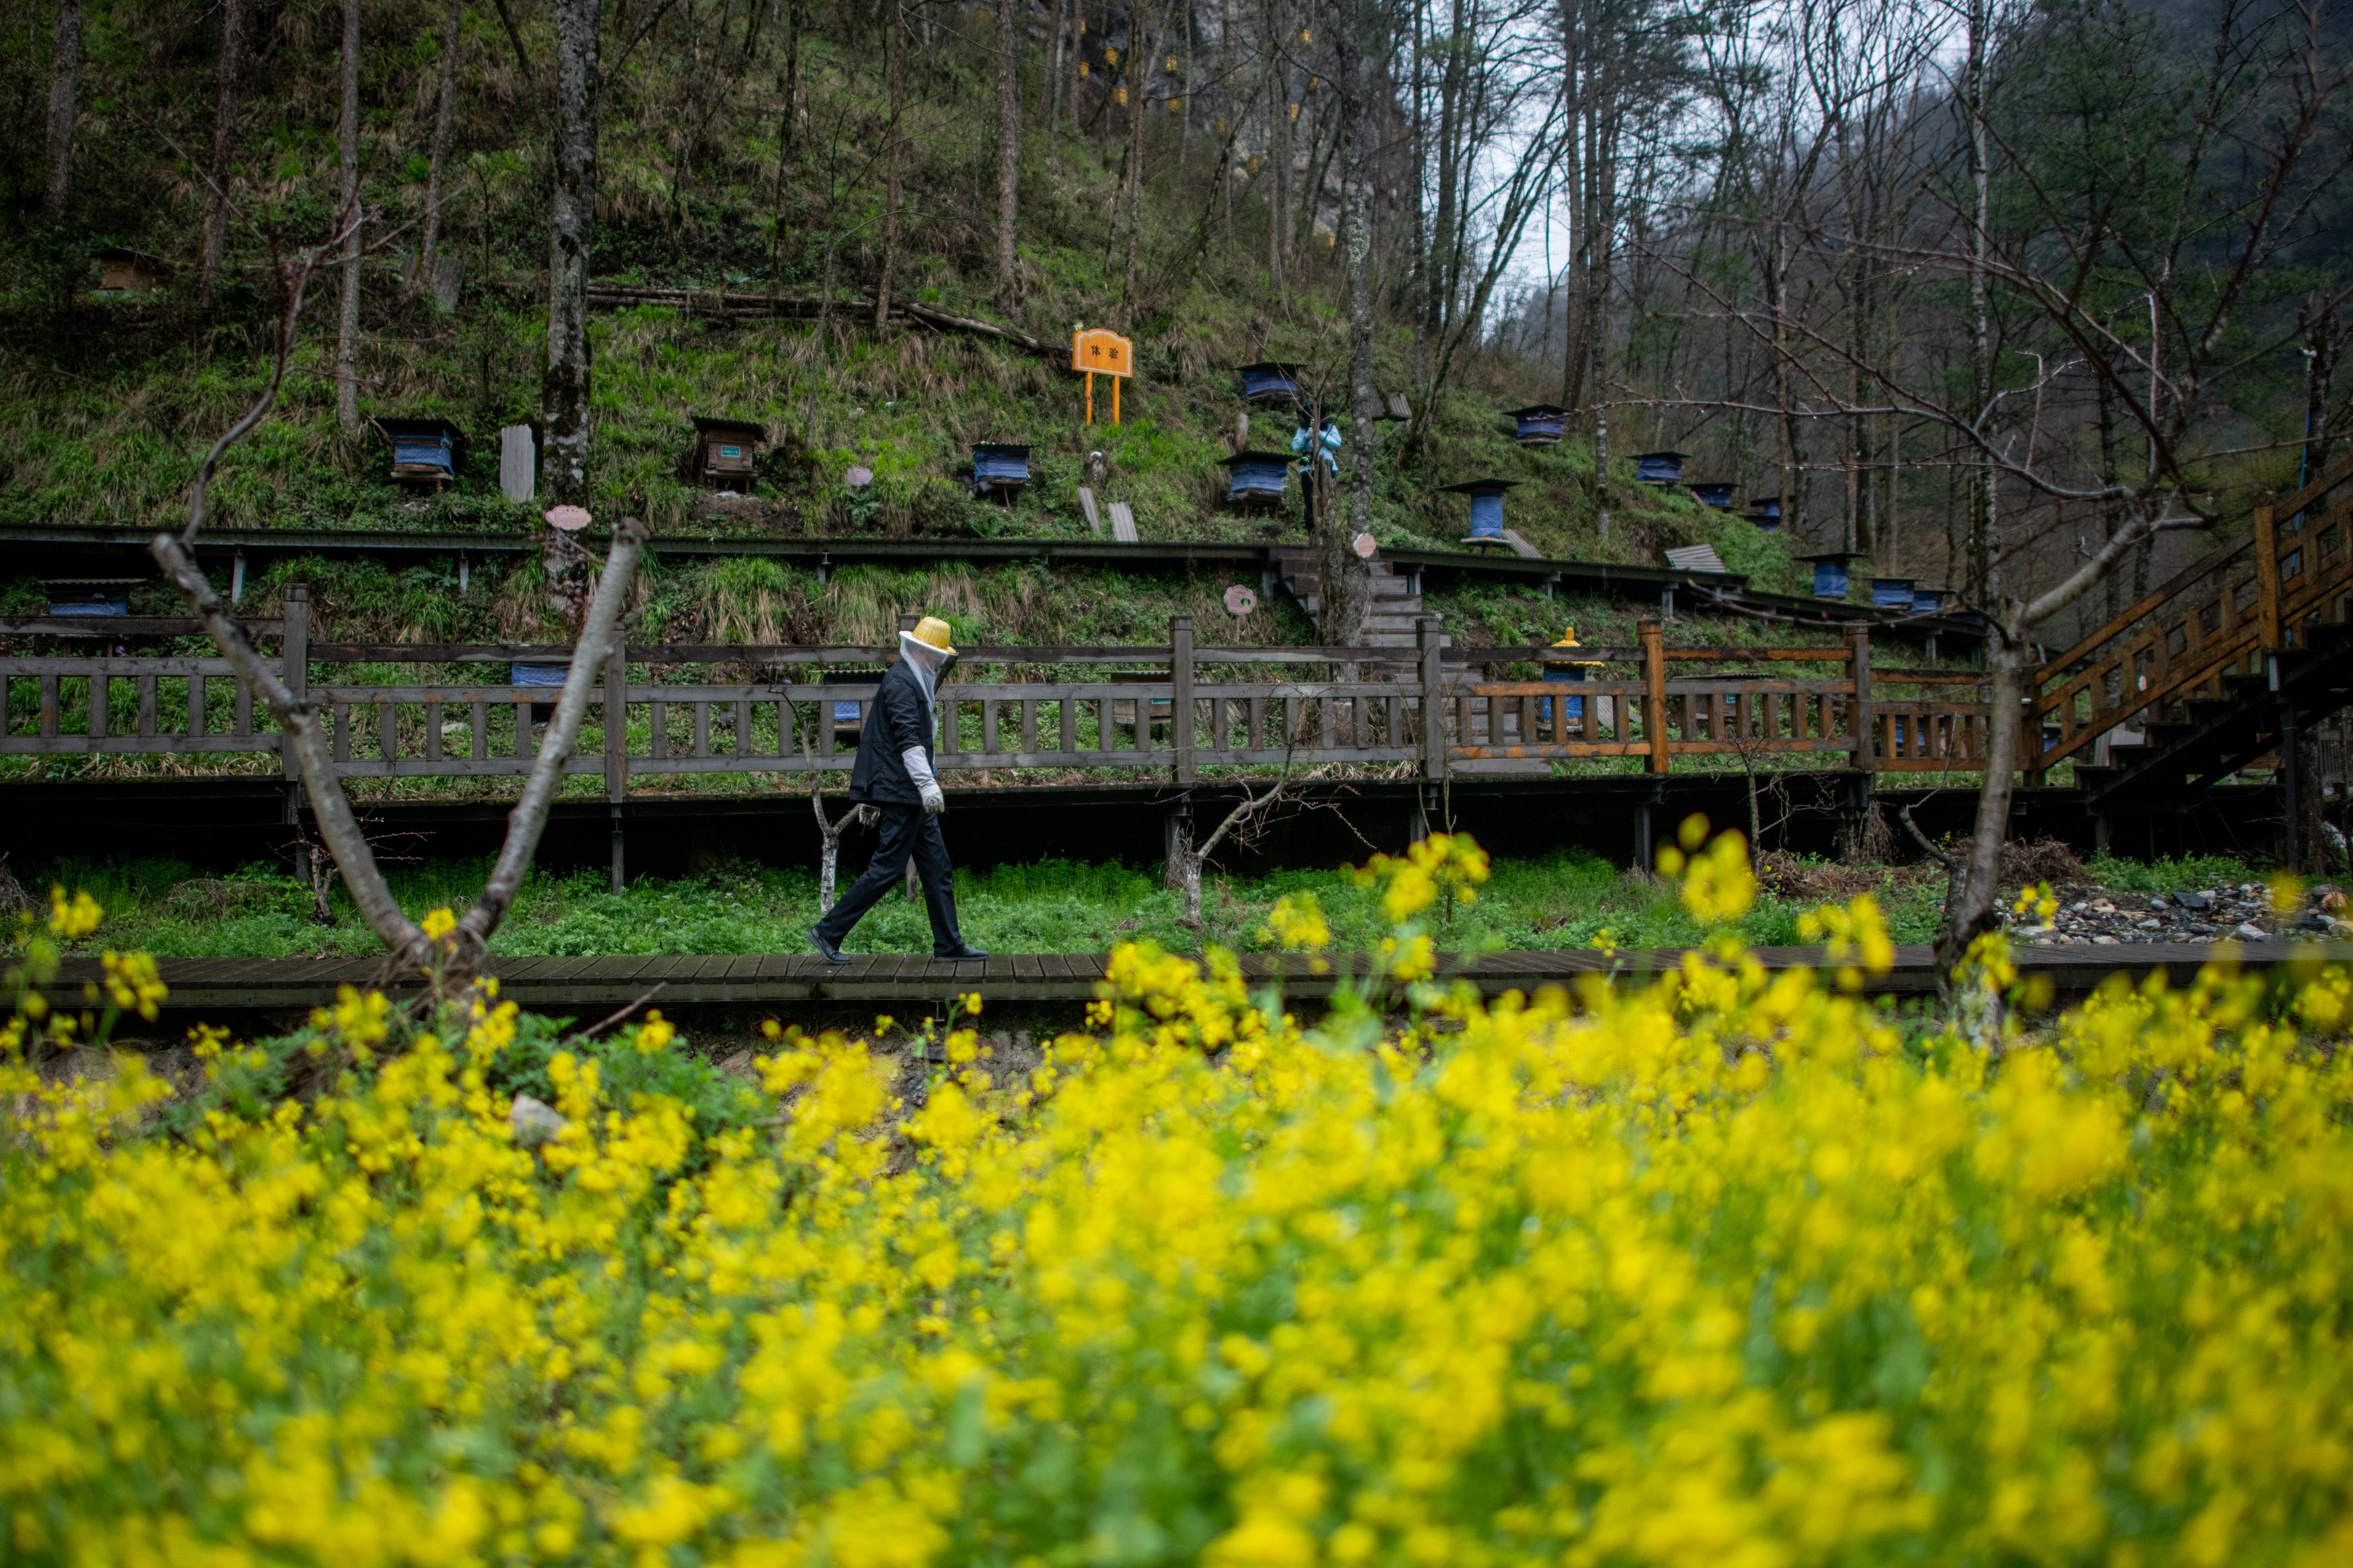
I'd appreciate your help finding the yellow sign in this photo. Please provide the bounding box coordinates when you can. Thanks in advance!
[1072,327,1133,378]
[1071,327,1135,425]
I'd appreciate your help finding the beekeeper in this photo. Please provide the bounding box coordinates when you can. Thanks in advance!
[807,615,988,963]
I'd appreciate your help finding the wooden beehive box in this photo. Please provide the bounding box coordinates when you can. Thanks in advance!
[691,418,764,493]
[377,417,463,489]
[92,247,164,295]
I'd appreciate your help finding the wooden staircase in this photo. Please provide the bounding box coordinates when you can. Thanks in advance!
[1271,546,1550,774]
[2034,457,2353,812]
[2073,618,2353,803]
[1271,547,1427,664]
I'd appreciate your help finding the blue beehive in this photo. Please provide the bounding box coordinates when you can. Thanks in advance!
[1872,577,1915,610]
[823,668,881,733]
[1539,625,1603,727]
[378,417,460,486]
[1689,481,1737,510]
[1222,450,1292,509]
[1237,362,1306,403]
[1504,403,1569,444]
[1747,495,1782,531]
[1441,477,1520,544]
[44,579,132,616]
[510,661,569,687]
[1632,450,1690,486]
[1911,586,1945,615]
[971,442,1031,498]
[1801,552,1864,600]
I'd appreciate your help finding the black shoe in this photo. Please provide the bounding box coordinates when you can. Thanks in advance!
[808,926,850,965]
[934,942,989,961]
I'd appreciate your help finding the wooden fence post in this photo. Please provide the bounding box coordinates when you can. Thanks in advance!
[1639,618,1670,774]
[2254,504,2282,653]
[1419,616,1446,780]
[280,583,308,782]
[1170,613,1194,783]
[604,642,628,891]
[1847,624,1874,773]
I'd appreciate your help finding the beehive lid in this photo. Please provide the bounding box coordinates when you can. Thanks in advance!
[1238,362,1306,399]
[1663,544,1728,573]
[693,417,766,443]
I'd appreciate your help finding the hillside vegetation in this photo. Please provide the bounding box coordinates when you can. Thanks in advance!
[0,0,1746,573]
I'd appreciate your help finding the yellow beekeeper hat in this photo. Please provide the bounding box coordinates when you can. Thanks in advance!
[909,615,957,657]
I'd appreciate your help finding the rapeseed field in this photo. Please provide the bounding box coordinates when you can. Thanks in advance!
[5,829,2350,1566]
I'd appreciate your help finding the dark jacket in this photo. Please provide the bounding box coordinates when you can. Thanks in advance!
[846,657,936,804]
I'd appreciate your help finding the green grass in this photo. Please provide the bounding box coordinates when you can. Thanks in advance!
[2082,852,2257,893]
[25,850,1955,962]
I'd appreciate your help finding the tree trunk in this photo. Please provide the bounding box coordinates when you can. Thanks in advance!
[335,0,365,438]
[1961,0,1993,602]
[2297,719,2329,876]
[2309,300,2346,476]
[1589,261,1613,541]
[1044,0,1070,142]
[416,0,463,298]
[43,0,81,218]
[1337,0,1378,638]
[1266,2,1287,302]
[875,3,903,333]
[813,795,842,911]
[200,0,249,303]
[2094,345,2124,620]
[1120,3,1148,327]
[1772,222,1800,542]
[770,0,801,277]
[1936,620,2025,982]
[542,0,603,508]
[1942,0,2019,995]
[995,0,1021,309]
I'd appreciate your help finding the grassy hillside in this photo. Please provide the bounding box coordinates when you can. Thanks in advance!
[0,1,1769,581]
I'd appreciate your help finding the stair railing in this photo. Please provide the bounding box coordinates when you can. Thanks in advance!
[2028,457,2353,776]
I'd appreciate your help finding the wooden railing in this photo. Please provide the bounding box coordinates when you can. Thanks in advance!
[4,591,1991,785]
[2032,458,2353,771]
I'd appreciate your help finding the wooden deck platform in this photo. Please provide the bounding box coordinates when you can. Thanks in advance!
[50,942,2353,1016]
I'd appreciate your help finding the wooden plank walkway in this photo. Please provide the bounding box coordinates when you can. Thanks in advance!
[50,942,2353,1015]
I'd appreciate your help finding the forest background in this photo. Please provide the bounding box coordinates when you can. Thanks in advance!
[1,0,2345,653]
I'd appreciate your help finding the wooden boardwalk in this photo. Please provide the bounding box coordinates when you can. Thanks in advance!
[51,942,2353,1016]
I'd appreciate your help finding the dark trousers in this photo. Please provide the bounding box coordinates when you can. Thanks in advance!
[813,802,965,954]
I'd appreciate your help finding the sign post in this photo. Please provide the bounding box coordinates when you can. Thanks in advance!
[1071,325,1135,425]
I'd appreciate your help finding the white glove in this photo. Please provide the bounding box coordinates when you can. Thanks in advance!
[902,747,945,815]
